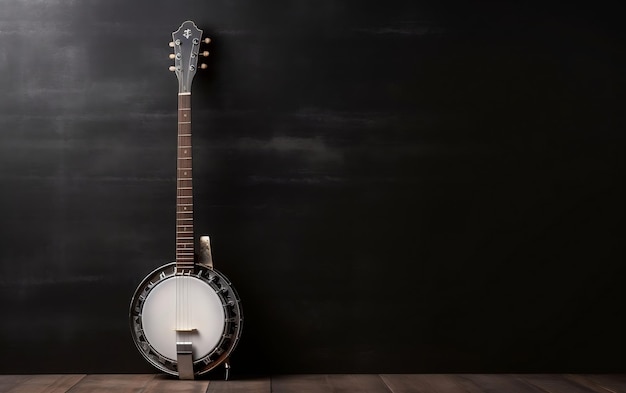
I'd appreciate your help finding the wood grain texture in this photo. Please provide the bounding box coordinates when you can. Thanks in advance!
[65,374,155,393]
[142,375,210,393]
[0,374,624,393]
[206,377,270,393]
[5,375,85,393]
[0,376,35,392]
[569,375,626,393]
[455,374,545,393]
[520,374,609,393]
[380,374,471,393]
[271,374,391,393]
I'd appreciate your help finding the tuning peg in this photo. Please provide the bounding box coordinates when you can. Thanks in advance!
[169,41,175,47]
[169,66,176,72]
[200,63,208,69]
[201,51,210,57]
[203,38,211,44]
[169,54,176,59]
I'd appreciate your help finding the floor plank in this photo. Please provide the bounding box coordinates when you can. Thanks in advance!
[520,374,609,393]
[576,375,626,393]
[271,374,391,393]
[66,374,155,393]
[142,375,210,393]
[455,374,546,393]
[380,374,471,393]
[564,375,615,393]
[0,375,35,392]
[6,375,85,393]
[206,377,271,393]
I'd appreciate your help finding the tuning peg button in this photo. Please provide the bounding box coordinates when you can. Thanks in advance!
[203,38,211,44]
[201,51,210,57]
[200,63,208,69]
[169,66,176,72]
[169,41,175,47]
[169,54,176,59]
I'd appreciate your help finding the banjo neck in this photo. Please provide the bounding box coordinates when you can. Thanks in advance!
[176,92,194,273]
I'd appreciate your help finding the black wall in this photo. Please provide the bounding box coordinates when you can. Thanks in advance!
[0,0,624,374]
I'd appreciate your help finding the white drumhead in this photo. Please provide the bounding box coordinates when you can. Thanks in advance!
[141,276,226,361]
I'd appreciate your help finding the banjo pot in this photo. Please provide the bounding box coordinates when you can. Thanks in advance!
[129,21,243,379]
[130,262,243,377]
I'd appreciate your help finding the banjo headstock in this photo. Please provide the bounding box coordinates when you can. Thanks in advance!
[169,21,210,93]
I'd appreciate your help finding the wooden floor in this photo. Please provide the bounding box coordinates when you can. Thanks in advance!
[0,374,625,393]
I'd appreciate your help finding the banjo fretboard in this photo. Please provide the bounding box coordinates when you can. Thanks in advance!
[176,92,194,273]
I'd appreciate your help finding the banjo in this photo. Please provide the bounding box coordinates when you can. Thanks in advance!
[130,21,243,380]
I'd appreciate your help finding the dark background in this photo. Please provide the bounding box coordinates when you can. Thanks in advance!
[0,0,624,374]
